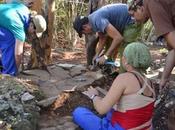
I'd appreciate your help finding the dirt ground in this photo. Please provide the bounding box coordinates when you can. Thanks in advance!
[37,40,165,110]
[23,39,168,130]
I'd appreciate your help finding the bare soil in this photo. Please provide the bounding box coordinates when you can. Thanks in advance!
[46,91,95,117]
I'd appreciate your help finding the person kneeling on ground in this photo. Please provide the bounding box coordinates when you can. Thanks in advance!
[72,42,155,130]
[128,0,175,89]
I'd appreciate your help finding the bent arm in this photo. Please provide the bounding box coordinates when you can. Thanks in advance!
[104,23,123,57]
[95,32,107,56]
[15,39,24,69]
[93,75,125,115]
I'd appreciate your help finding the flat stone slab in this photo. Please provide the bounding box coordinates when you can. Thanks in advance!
[18,64,104,98]
[18,64,105,130]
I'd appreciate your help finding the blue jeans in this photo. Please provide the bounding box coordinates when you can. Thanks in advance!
[72,107,124,130]
[0,26,17,76]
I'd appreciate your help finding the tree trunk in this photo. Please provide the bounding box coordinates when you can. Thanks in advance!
[31,0,42,14]
[45,0,55,64]
[28,0,55,69]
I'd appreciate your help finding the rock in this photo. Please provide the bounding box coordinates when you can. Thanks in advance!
[37,96,58,108]
[48,66,70,80]
[56,63,76,70]
[38,83,59,98]
[0,76,41,130]
[70,65,86,77]
[56,116,73,125]
[21,92,35,102]
[63,122,78,128]
[40,127,57,130]
[0,100,10,111]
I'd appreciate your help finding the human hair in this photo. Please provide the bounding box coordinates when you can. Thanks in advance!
[81,17,89,26]
[129,0,143,11]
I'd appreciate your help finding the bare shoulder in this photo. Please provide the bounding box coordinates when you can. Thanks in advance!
[115,72,134,81]
[112,72,134,87]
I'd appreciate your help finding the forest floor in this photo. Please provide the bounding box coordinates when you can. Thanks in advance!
[19,39,168,130]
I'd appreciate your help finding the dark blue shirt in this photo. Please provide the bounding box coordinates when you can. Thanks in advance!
[88,4,134,34]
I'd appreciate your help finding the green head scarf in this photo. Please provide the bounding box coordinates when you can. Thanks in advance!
[123,42,151,72]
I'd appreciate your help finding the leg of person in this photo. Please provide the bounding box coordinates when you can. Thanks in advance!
[73,107,102,130]
[0,27,17,76]
[101,109,124,130]
[73,107,124,130]
[85,33,99,66]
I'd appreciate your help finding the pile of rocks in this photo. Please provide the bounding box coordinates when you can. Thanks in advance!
[0,75,43,130]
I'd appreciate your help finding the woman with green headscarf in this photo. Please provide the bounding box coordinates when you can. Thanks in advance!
[122,42,151,73]
[72,42,155,130]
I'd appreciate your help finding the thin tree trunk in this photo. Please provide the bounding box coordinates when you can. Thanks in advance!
[32,0,42,14]
[45,0,55,64]
[28,0,55,69]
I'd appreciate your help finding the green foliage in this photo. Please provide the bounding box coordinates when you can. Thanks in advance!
[140,20,153,41]
[54,0,88,44]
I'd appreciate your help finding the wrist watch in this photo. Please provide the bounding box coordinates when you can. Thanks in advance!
[103,55,108,60]
[90,94,98,100]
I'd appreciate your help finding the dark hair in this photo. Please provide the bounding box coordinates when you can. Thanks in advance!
[73,16,89,37]
[129,0,143,11]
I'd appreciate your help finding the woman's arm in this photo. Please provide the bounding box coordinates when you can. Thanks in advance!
[93,74,126,115]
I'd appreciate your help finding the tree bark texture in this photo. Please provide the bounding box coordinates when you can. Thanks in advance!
[28,0,55,69]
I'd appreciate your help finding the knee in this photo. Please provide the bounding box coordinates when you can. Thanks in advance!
[72,107,88,121]
[73,107,86,116]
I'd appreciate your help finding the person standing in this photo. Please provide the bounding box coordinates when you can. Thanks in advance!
[0,3,46,75]
[73,3,142,72]
[128,0,175,89]
[85,0,105,69]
